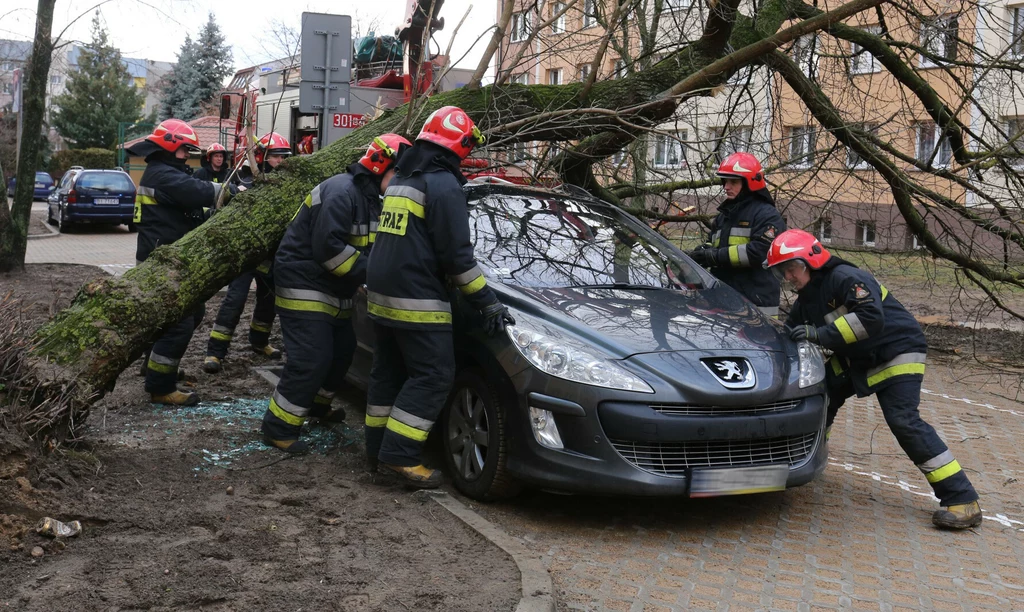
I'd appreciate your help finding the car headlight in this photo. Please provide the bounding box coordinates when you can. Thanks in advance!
[797,341,826,388]
[507,317,654,393]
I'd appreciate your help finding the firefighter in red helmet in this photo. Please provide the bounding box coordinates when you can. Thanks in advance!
[364,106,514,488]
[127,119,237,406]
[765,228,982,529]
[194,143,229,183]
[261,134,411,453]
[203,132,292,373]
[688,152,787,317]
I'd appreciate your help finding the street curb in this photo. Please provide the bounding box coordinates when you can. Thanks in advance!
[426,491,555,612]
[26,217,61,240]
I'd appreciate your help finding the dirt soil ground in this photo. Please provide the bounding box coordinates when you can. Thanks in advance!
[27,211,50,236]
[0,264,519,611]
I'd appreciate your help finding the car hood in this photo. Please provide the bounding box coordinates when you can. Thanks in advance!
[495,284,787,359]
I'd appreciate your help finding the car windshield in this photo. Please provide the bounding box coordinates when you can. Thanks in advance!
[77,173,134,193]
[468,193,706,290]
[35,173,50,182]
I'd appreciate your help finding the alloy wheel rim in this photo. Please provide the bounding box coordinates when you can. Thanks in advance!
[447,387,489,481]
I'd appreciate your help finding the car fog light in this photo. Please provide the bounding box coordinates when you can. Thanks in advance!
[529,407,564,450]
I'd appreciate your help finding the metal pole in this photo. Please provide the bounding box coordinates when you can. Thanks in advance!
[321,31,333,149]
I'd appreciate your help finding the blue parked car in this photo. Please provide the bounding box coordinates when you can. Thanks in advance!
[6,171,55,200]
[47,169,137,233]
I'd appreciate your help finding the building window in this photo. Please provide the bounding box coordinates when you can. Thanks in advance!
[857,221,876,247]
[510,72,529,85]
[818,218,833,243]
[664,0,691,10]
[920,15,958,67]
[711,126,753,163]
[611,150,626,166]
[583,0,598,28]
[726,66,754,86]
[1003,117,1024,166]
[916,121,952,167]
[2,61,17,71]
[551,2,566,34]
[511,11,531,43]
[846,123,877,169]
[578,64,591,81]
[512,142,529,164]
[787,126,816,168]
[653,131,687,168]
[612,59,627,79]
[793,35,818,78]
[547,68,562,85]
[1012,8,1024,57]
[50,75,61,85]
[850,26,881,75]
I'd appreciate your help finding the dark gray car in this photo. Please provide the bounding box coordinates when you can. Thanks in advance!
[348,181,828,501]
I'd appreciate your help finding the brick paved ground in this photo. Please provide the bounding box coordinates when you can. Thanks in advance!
[25,202,137,275]
[473,358,1024,611]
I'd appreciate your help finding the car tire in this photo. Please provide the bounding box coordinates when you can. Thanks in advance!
[442,369,522,501]
[46,204,56,225]
[57,205,71,233]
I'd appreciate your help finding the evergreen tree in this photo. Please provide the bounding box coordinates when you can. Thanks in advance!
[51,13,145,149]
[159,14,233,120]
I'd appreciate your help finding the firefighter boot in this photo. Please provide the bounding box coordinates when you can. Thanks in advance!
[261,434,309,455]
[203,356,222,374]
[252,344,282,359]
[932,500,983,529]
[151,390,200,407]
[381,464,443,489]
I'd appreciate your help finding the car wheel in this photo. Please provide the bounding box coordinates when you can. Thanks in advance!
[46,204,56,225]
[57,205,71,233]
[442,369,521,501]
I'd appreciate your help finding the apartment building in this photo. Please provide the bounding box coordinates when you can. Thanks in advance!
[495,0,1023,253]
[0,39,173,149]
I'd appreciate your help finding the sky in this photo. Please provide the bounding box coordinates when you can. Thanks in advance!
[1,0,496,71]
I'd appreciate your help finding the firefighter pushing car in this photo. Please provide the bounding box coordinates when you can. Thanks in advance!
[765,228,982,529]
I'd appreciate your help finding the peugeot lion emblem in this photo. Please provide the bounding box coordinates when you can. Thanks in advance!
[701,358,756,389]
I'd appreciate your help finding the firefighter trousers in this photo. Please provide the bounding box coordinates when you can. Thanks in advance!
[261,314,356,440]
[145,305,205,395]
[828,375,978,506]
[365,324,455,467]
[207,269,275,359]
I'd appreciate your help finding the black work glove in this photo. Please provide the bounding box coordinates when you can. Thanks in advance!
[788,324,820,344]
[481,301,516,337]
[688,245,718,268]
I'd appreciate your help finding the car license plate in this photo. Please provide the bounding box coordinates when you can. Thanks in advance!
[35,183,44,188]
[689,465,788,497]
[94,198,120,205]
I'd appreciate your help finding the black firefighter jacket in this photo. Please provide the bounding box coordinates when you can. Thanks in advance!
[366,154,498,330]
[785,257,928,396]
[134,155,224,263]
[273,164,381,323]
[193,163,230,183]
[704,189,786,309]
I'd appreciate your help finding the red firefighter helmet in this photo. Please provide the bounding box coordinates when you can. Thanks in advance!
[255,132,292,165]
[359,133,412,175]
[147,119,201,154]
[764,229,832,271]
[204,142,227,161]
[716,151,766,191]
[416,106,484,160]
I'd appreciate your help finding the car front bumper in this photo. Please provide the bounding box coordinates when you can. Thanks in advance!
[503,369,828,497]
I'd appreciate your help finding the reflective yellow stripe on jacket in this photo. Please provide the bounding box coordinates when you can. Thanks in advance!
[367,291,452,324]
[274,287,352,318]
[865,352,926,387]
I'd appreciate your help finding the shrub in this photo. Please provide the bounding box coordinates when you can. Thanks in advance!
[48,148,116,180]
